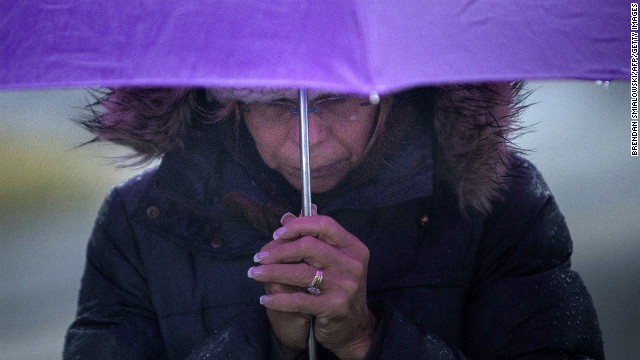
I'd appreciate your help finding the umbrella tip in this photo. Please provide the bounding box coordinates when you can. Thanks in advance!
[369,91,380,105]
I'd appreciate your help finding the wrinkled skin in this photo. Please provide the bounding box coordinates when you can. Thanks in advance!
[248,211,376,360]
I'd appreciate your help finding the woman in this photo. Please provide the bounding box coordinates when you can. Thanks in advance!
[64,83,604,359]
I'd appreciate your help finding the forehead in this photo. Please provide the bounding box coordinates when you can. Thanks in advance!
[207,87,357,103]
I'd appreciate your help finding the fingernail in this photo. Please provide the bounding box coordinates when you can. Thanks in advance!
[259,295,271,305]
[272,227,286,240]
[253,251,269,263]
[280,212,295,225]
[247,267,263,278]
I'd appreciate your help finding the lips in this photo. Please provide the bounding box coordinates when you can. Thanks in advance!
[284,160,348,179]
[310,161,347,178]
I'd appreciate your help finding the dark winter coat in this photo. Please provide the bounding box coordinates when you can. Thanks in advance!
[63,84,604,359]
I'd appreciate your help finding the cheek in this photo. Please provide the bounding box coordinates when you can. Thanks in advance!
[340,110,378,160]
[244,121,292,170]
[252,133,279,168]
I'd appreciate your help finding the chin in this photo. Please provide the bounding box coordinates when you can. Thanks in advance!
[283,177,337,194]
[309,178,342,193]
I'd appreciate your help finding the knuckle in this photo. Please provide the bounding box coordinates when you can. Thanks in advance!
[352,240,369,256]
[342,278,359,294]
[292,263,312,280]
[331,293,349,312]
[344,257,366,276]
[360,244,370,261]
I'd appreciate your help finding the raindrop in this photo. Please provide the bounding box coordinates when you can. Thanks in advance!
[595,80,610,89]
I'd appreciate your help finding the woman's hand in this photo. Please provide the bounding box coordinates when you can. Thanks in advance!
[248,213,376,360]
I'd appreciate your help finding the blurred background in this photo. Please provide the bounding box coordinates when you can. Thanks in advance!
[0,81,637,359]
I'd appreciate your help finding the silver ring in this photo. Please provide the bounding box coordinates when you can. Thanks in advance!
[307,270,323,295]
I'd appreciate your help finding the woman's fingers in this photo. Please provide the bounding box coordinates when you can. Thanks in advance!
[272,215,354,248]
[248,262,322,288]
[260,291,327,315]
[259,282,367,330]
[263,217,370,273]
[255,211,375,357]
[252,214,369,295]
[256,235,347,268]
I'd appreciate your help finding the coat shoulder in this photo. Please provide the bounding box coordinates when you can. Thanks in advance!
[476,156,573,278]
[96,166,159,225]
[499,156,554,210]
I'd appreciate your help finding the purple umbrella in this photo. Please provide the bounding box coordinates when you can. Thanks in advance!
[0,0,628,93]
[0,1,629,357]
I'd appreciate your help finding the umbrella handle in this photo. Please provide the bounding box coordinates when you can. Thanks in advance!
[298,88,317,359]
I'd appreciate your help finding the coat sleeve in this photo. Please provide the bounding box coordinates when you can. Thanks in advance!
[63,186,167,360]
[462,160,604,359]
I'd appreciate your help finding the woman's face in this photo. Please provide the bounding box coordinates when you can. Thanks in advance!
[242,92,379,193]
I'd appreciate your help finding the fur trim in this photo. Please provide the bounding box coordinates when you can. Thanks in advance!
[78,87,196,165]
[206,87,298,104]
[433,82,525,214]
[79,83,526,213]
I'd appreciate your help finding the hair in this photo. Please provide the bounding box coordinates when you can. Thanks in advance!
[77,87,229,165]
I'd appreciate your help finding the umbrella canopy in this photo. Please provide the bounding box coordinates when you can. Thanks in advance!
[0,0,629,94]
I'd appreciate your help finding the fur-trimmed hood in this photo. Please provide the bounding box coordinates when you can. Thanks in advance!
[79,83,525,214]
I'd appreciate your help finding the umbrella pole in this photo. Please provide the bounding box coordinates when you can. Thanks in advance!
[298,88,317,360]
[299,88,313,217]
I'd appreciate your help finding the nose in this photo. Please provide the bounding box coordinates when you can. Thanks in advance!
[291,112,328,148]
